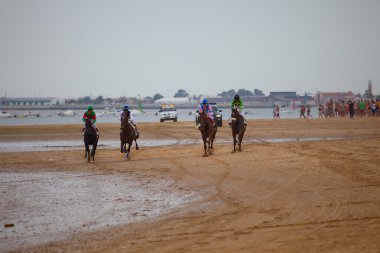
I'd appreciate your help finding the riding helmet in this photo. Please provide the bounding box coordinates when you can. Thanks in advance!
[234,94,240,100]
[202,98,208,104]
[123,104,129,110]
[87,105,93,110]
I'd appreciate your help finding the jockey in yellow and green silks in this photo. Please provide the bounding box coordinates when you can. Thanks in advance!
[231,94,244,112]
[230,94,247,126]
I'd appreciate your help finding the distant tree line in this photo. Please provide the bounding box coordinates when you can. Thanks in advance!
[64,88,266,105]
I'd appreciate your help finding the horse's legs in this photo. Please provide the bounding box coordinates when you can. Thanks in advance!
[238,128,246,152]
[91,139,98,161]
[134,139,139,150]
[238,134,242,151]
[126,142,132,159]
[84,142,90,161]
[208,130,216,154]
[203,137,208,157]
[232,132,237,152]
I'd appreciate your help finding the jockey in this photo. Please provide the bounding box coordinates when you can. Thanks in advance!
[230,94,247,126]
[196,98,214,129]
[82,105,98,134]
[119,104,139,138]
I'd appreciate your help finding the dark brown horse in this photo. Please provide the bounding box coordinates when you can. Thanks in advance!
[83,119,98,162]
[231,106,246,152]
[120,114,139,159]
[198,111,217,157]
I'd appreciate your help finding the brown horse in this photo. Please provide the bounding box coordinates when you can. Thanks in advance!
[83,119,98,162]
[231,106,246,152]
[120,115,139,159]
[198,111,217,157]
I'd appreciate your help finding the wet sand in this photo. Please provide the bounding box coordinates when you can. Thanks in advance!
[1,118,380,252]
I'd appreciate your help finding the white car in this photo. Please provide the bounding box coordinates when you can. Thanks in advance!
[159,105,178,122]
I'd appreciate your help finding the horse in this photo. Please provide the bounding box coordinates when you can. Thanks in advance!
[231,106,246,152]
[83,119,99,162]
[198,111,217,157]
[120,114,139,159]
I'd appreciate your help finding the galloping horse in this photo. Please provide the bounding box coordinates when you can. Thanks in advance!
[83,119,98,162]
[120,114,139,159]
[231,106,246,152]
[198,111,217,157]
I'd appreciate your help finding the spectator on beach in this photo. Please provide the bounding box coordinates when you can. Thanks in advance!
[358,100,365,117]
[300,104,306,119]
[273,105,280,119]
[348,101,354,118]
[306,104,312,118]
[353,101,358,117]
[318,104,324,118]
[371,100,377,116]
[334,102,339,117]
[327,101,334,118]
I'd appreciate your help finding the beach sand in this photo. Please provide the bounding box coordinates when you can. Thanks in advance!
[1,118,380,252]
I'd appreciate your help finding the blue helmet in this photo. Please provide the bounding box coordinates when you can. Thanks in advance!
[123,104,129,110]
[202,98,208,104]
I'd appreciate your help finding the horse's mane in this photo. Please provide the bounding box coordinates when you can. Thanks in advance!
[121,114,133,130]
[85,120,95,133]
[199,111,211,130]
[232,108,244,132]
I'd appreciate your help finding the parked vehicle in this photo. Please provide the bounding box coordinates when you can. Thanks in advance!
[159,104,178,122]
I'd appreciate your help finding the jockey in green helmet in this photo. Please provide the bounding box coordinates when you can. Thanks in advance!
[82,105,98,134]
[230,94,247,126]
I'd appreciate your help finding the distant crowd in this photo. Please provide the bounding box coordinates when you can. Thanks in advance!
[316,99,380,119]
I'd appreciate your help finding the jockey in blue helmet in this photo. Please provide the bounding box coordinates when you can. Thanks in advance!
[196,98,214,129]
[120,104,139,137]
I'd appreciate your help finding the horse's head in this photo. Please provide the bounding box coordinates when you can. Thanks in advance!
[231,106,243,128]
[84,119,96,138]
[121,112,132,129]
[231,105,240,118]
[85,119,93,130]
[198,111,209,127]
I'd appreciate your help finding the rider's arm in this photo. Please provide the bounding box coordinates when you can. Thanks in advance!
[130,113,136,125]
[82,112,87,122]
[92,113,97,124]
[198,104,204,113]
[208,105,213,117]
[239,99,244,111]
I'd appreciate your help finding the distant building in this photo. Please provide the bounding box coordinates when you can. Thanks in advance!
[1,97,65,106]
[269,92,298,100]
[315,92,356,104]
[154,97,195,105]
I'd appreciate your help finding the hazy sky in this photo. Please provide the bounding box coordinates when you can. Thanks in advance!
[1,0,379,98]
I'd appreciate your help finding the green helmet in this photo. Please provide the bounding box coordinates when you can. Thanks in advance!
[87,105,93,110]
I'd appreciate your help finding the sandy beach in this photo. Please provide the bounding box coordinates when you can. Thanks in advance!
[1,118,380,253]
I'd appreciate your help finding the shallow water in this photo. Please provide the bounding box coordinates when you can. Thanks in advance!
[0,137,346,152]
[0,171,201,252]
[0,108,319,125]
